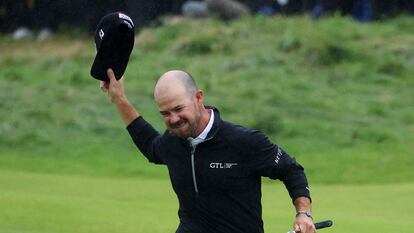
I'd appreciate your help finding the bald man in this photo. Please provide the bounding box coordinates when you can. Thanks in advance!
[101,69,315,233]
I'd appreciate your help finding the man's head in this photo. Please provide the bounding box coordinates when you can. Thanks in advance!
[154,70,208,138]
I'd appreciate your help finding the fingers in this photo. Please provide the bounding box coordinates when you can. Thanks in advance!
[294,223,301,232]
[100,81,109,91]
[294,217,316,233]
[100,69,116,93]
[107,68,116,83]
[296,222,316,233]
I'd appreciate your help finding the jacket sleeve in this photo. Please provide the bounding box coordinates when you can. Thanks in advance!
[126,116,165,165]
[248,130,311,202]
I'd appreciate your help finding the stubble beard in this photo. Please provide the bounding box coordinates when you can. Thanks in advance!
[168,110,201,139]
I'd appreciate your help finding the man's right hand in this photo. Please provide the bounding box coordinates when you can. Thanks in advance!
[100,68,126,104]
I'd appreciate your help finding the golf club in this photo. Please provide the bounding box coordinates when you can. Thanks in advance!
[286,220,333,233]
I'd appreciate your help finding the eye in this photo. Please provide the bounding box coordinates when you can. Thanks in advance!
[160,111,170,117]
[174,106,184,112]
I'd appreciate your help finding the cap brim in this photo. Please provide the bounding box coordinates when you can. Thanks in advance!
[90,50,130,81]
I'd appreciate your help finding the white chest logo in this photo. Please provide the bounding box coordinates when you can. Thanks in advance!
[210,163,238,169]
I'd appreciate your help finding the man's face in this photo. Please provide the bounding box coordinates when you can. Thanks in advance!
[156,90,201,138]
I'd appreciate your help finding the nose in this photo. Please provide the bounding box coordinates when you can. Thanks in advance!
[169,112,181,125]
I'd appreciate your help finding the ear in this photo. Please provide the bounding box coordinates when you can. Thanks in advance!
[195,90,204,103]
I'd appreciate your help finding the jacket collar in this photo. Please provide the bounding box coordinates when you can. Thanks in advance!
[205,106,221,139]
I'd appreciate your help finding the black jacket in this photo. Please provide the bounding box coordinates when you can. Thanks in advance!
[127,108,310,233]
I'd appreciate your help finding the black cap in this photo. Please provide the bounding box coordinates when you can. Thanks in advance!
[90,12,135,81]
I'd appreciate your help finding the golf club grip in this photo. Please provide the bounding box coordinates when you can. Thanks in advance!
[315,220,333,229]
[286,220,333,233]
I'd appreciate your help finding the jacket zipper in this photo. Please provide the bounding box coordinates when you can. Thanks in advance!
[190,144,199,194]
[189,136,213,195]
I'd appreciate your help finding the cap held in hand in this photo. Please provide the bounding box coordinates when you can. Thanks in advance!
[90,12,135,81]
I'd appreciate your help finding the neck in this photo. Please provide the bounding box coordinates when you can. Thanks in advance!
[192,108,211,138]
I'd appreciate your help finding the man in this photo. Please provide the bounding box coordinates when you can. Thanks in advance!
[100,68,316,233]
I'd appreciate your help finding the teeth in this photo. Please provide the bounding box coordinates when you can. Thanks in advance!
[172,121,185,128]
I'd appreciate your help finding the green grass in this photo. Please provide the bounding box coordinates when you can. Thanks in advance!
[1,169,413,233]
[0,15,414,232]
[1,15,413,183]
[0,170,178,233]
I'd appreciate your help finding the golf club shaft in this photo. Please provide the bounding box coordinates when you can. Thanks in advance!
[286,220,333,233]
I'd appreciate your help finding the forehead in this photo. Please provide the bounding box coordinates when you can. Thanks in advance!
[156,90,192,111]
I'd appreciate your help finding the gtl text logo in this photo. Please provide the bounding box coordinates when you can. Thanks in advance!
[210,163,238,169]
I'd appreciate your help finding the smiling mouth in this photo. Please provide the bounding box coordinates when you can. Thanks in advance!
[170,121,187,129]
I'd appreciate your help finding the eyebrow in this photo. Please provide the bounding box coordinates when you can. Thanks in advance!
[159,105,184,114]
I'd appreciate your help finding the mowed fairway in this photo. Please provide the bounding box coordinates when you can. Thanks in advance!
[0,170,179,233]
[1,169,413,233]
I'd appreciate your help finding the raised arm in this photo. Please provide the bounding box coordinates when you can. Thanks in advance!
[100,69,140,125]
[100,69,163,164]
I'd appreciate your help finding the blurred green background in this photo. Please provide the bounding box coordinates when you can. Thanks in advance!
[1,15,413,233]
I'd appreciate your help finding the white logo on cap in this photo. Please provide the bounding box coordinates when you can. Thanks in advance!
[118,13,134,26]
[123,20,133,29]
[99,29,104,40]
